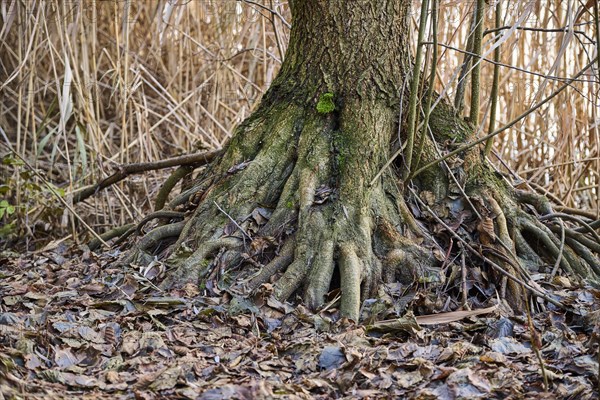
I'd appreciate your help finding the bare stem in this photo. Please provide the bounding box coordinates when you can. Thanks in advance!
[404,0,430,176]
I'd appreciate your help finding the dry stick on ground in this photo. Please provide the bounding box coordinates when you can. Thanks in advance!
[460,246,468,308]
[72,149,223,204]
[524,290,549,391]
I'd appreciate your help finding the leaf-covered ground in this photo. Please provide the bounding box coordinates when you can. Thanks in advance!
[0,245,599,399]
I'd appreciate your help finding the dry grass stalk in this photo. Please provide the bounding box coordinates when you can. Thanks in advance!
[0,0,598,246]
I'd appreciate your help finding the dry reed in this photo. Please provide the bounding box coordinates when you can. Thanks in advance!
[0,0,598,247]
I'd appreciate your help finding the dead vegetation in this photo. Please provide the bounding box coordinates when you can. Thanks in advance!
[1,247,600,398]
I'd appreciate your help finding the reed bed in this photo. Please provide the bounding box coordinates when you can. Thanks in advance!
[0,0,598,248]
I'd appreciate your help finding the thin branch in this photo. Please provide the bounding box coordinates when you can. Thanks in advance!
[411,57,598,179]
[483,25,595,43]
[239,0,291,28]
[72,149,223,203]
[213,201,252,240]
[423,42,598,84]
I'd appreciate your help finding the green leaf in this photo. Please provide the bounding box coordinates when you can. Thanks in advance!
[0,200,16,219]
[0,221,16,238]
[2,156,24,166]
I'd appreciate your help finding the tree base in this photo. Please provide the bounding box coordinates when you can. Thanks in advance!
[120,100,600,321]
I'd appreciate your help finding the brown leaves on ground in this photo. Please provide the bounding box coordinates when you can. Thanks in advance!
[0,247,599,399]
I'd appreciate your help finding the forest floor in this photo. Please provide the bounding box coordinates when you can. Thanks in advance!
[0,244,599,400]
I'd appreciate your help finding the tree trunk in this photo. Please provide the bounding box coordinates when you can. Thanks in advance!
[124,0,600,321]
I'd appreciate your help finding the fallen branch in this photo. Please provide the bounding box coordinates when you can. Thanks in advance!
[72,149,223,203]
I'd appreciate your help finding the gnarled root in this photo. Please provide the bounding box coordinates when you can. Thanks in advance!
[121,153,600,320]
[485,191,600,305]
[412,181,600,311]
[121,102,442,320]
[512,191,600,284]
[477,190,600,306]
[248,194,438,320]
[119,100,600,321]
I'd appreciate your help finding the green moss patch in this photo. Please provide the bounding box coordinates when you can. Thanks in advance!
[316,92,335,114]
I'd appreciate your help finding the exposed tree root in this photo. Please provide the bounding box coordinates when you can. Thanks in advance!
[117,136,600,319]
[117,102,600,321]
[88,223,135,251]
[247,239,295,290]
[162,237,242,286]
[84,0,598,323]
[118,153,600,322]
[97,211,186,251]
[155,166,194,211]
[117,101,450,320]
[417,170,600,306]
[122,220,186,266]
[135,211,185,235]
